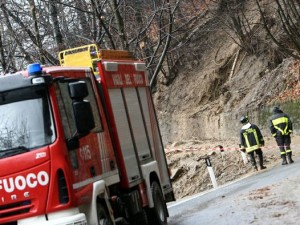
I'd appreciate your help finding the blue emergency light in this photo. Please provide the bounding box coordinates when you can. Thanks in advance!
[27,63,42,76]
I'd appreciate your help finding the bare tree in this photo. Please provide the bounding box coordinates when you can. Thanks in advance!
[28,0,45,64]
[0,0,206,90]
[1,1,58,66]
[108,0,128,50]
[48,0,65,52]
[255,0,300,60]
[208,0,263,54]
[0,3,34,64]
[90,0,116,49]
[0,30,7,73]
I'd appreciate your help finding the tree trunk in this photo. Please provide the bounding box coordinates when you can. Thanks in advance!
[0,4,33,63]
[28,0,45,64]
[0,31,7,74]
[108,0,128,50]
[48,0,65,52]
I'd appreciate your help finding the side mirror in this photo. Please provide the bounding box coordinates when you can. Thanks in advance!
[73,101,95,134]
[69,81,89,99]
[68,81,95,135]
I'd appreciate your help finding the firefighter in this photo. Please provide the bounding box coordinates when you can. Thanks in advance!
[240,115,267,171]
[269,106,294,165]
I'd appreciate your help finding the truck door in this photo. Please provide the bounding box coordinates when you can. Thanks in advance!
[53,72,119,190]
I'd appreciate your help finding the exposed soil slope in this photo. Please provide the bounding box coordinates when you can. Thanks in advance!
[154,0,300,144]
[154,1,300,200]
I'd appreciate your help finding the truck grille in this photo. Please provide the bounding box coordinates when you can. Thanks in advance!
[0,200,31,218]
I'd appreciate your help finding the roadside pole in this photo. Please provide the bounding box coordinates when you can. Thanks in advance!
[204,156,218,188]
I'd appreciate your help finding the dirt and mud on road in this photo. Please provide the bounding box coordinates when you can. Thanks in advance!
[166,135,300,200]
[167,152,300,225]
[237,177,300,224]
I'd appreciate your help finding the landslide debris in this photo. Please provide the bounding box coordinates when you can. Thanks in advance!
[166,137,300,200]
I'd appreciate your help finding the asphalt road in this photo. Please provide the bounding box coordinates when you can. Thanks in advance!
[167,157,300,225]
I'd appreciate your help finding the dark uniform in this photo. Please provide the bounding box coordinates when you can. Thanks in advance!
[269,106,294,165]
[240,116,266,171]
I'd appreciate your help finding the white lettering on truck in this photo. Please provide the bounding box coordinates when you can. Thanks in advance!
[80,145,91,161]
[133,74,143,85]
[112,74,123,85]
[0,171,49,193]
[125,74,132,85]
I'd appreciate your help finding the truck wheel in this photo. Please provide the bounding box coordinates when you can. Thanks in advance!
[130,209,148,225]
[148,181,167,225]
[97,202,113,225]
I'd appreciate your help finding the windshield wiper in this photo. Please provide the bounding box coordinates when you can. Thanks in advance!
[0,146,30,159]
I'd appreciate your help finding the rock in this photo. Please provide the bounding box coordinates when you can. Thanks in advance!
[171,167,187,182]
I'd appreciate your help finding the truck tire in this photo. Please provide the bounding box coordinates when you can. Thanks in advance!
[97,202,113,225]
[147,181,167,225]
[130,209,148,225]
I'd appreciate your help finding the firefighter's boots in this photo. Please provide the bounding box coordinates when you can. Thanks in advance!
[281,155,288,165]
[287,152,294,164]
[258,153,266,170]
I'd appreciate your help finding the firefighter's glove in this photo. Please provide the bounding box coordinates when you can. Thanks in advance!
[261,140,265,146]
[240,148,246,153]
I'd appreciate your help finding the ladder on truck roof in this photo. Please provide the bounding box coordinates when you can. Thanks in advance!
[58,44,136,76]
[59,44,100,75]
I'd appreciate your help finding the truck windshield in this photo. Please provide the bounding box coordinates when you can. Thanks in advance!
[0,86,55,156]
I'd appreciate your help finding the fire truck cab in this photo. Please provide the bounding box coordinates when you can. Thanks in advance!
[0,45,174,225]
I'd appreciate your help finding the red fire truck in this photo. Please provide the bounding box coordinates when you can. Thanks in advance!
[0,46,175,224]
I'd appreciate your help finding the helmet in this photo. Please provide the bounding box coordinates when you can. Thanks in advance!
[240,115,249,124]
[273,106,282,114]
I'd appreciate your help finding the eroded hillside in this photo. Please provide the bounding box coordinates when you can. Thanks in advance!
[154,0,300,145]
[154,0,300,200]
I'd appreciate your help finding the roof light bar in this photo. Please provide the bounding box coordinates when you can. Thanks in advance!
[28,63,42,76]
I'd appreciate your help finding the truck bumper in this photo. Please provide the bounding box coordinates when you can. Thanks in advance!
[18,208,87,225]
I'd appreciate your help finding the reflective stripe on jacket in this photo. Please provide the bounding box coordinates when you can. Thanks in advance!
[269,112,292,136]
[240,123,264,153]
